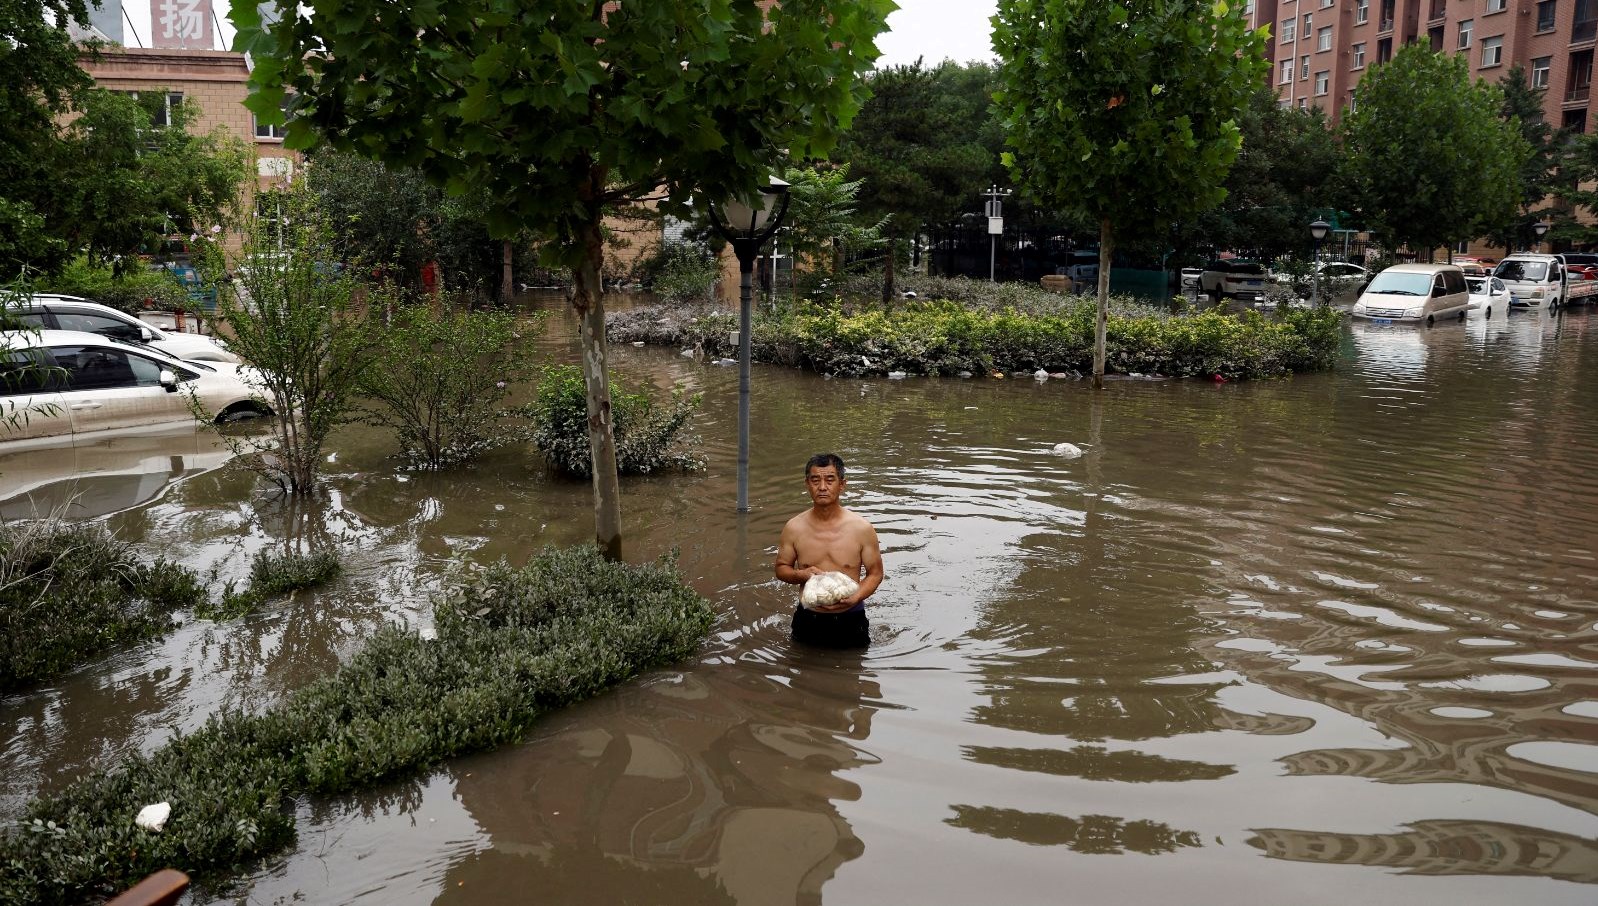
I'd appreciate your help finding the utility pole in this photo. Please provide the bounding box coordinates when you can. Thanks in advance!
[983,185,1011,282]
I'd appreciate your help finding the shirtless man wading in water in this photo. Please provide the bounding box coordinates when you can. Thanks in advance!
[775,453,884,648]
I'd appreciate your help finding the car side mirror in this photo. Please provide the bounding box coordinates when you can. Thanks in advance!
[158,369,177,392]
[140,326,154,342]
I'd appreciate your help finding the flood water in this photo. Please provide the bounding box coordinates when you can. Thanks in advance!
[2,297,1596,904]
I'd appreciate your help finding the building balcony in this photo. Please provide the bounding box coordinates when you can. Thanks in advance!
[1427,3,1446,24]
[1576,20,1598,45]
[1378,19,1394,36]
[1567,85,1592,105]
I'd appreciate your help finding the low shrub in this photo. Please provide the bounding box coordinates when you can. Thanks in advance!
[0,546,715,904]
[33,257,192,313]
[197,548,343,621]
[0,520,205,693]
[359,302,541,469]
[525,365,703,478]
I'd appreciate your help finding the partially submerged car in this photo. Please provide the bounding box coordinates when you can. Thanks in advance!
[1465,275,1512,318]
[9,295,239,363]
[1,329,271,448]
[1351,264,1471,325]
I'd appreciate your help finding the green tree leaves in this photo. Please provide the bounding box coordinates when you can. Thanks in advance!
[1340,43,1531,258]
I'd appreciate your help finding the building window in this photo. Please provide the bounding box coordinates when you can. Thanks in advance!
[1298,98,1308,109]
[1303,13,1312,33]
[1282,18,1296,42]
[1280,59,1295,84]
[1301,55,1310,79]
[1482,35,1503,67]
[1458,19,1473,49]
[1353,42,1367,69]
[1318,26,1333,52]
[1322,0,1334,7]
[1533,56,1552,88]
[112,90,183,128]
[1485,0,1507,12]
[1569,49,1594,102]
[253,97,293,140]
[1579,0,1598,43]
[1563,108,1588,133]
[1356,0,1369,24]
[1538,1,1557,32]
[1377,37,1393,64]
[1315,71,1330,96]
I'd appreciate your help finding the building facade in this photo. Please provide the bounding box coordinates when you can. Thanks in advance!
[1249,0,1598,133]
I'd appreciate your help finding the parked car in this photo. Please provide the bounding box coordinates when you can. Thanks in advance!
[1179,267,1203,290]
[7,295,239,363]
[1492,253,1598,308]
[1465,275,1511,318]
[1351,264,1472,325]
[1273,261,1370,306]
[0,329,270,447]
[1199,260,1269,302]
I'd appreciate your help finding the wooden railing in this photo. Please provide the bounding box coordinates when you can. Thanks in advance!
[107,870,189,906]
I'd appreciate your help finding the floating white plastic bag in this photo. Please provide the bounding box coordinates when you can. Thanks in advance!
[135,802,171,833]
[800,571,860,610]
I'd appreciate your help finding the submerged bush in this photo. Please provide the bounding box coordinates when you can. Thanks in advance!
[0,520,205,692]
[0,546,715,904]
[34,256,192,313]
[198,548,343,621]
[359,303,541,469]
[642,243,721,303]
[526,365,702,478]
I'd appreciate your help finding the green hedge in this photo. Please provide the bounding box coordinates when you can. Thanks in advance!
[33,257,192,313]
[0,546,715,904]
[0,521,205,693]
[612,297,1342,381]
[525,365,703,478]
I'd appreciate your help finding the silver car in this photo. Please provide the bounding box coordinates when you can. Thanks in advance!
[10,295,240,363]
[1,329,271,447]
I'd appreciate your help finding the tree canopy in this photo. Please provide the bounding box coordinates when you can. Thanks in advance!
[1340,43,1530,258]
[235,0,894,555]
[993,0,1265,384]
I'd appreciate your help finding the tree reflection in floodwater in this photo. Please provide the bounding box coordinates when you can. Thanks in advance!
[1248,820,1598,884]
[434,651,879,906]
[948,805,1203,855]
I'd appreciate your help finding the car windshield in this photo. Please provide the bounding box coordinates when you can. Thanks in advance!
[1466,278,1486,293]
[1365,271,1432,296]
[1495,260,1548,281]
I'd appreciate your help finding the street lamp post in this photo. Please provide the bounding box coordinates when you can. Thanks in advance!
[1309,219,1330,306]
[1534,219,1550,253]
[707,176,791,513]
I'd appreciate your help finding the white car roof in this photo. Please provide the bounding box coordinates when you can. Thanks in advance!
[1,329,187,366]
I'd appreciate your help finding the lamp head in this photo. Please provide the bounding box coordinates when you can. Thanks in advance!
[1534,220,1550,238]
[1309,220,1331,242]
[719,175,791,236]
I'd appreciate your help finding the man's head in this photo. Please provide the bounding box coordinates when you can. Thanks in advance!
[804,453,847,507]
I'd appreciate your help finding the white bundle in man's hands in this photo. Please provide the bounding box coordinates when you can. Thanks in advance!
[800,571,860,610]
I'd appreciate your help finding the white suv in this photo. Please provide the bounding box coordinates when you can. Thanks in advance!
[1,329,270,446]
[9,295,239,363]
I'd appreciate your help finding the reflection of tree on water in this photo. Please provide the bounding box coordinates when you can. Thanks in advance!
[435,654,879,905]
[1248,820,1598,884]
[962,745,1234,782]
[948,806,1202,855]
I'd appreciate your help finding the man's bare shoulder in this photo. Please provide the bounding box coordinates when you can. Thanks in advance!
[841,507,877,534]
[782,510,814,533]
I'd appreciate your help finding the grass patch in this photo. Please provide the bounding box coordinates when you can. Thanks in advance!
[198,549,343,621]
[0,545,716,903]
[0,520,205,693]
[611,276,1342,380]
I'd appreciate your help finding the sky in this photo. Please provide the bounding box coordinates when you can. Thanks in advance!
[113,0,1000,68]
[875,0,1000,69]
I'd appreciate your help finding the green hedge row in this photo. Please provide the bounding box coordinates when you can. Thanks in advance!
[613,297,1342,381]
[0,521,205,693]
[0,546,715,904]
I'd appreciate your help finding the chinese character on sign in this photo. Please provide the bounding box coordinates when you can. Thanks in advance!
[151,0,214,49]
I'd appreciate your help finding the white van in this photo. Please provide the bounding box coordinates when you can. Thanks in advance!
[1351,264,1471,325]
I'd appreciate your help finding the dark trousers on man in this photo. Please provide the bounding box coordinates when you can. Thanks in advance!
[792,605,870,648]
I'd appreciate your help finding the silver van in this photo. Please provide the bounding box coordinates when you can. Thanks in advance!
[1351,264,1471,326]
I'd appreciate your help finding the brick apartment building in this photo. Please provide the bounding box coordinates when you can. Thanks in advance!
[1250,0,1597,133]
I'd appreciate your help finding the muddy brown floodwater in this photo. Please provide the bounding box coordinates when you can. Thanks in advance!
[2,296,1596,905]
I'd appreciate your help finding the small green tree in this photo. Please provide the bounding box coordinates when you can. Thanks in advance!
[993,0,1266,387]
[1483,64,1559,255]
[782,164,886,285]
[199,187,381,497]
[236,0,892,557]
[1341,44,1530,261]
[358,303,541,469]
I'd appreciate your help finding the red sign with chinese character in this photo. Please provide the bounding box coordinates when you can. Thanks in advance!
[151,0,213,49]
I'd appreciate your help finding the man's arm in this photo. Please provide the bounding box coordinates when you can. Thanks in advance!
[834,521,884,608]
[774,519,819,585]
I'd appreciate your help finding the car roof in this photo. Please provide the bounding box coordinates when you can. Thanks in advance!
[0,328,184,364]
[1382,263,1462,274]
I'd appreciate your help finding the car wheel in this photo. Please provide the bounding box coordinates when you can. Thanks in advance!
[1426,315,1435,327]
[1458,310,1466,322]
[1485,306,1491,317]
